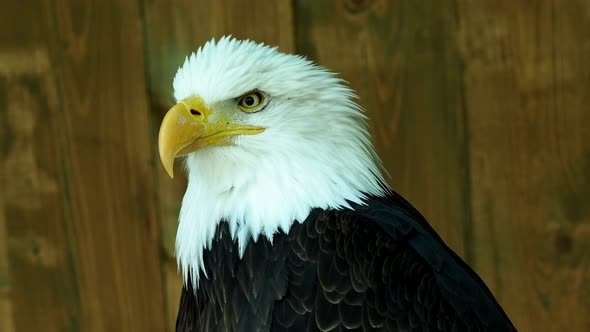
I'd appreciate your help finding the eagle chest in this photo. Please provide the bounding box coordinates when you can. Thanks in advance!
[177,207,487,331]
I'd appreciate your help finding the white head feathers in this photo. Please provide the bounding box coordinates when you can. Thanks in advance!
[173,37,387,286]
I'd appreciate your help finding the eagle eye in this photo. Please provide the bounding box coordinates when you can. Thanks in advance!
[237,91,265,112]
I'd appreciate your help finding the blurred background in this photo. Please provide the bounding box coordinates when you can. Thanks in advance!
[1,0,589,331]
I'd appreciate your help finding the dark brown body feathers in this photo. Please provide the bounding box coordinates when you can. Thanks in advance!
[176,192,516,332]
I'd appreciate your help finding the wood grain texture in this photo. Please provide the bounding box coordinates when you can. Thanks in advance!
[143,1,295,330]
[456,0,590,330]
[49,0,166,331]
[293,0,473,260]
[0,1,80,331]
[0,186,12,332]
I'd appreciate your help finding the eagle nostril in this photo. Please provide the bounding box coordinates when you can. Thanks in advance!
[190,109,201,116]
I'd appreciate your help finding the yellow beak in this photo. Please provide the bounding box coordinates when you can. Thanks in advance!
[158,96,264,178]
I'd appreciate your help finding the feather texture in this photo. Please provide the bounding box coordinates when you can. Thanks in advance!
[172,37,387,286]
[175,193,516,331]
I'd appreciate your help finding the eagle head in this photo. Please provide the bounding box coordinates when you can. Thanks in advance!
[158,37,387,285]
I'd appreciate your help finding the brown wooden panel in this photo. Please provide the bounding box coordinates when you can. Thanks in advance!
[1,70,81,332]
[456,0,590,330]
[49,0,166,330]
[143,1,295,329]
[0,1,80,331]
[0,200,12,332]
[0,193,12,332]
[293,0,473,258]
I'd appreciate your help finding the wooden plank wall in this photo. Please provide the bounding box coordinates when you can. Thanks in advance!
[1,0,588,331]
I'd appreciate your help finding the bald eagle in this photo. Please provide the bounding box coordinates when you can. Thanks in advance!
[158,37,516,332]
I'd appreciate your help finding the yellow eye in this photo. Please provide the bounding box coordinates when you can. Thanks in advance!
[237,91,265,112]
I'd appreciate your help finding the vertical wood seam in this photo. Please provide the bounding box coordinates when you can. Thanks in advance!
[45,0,84,328]
[453,0,476,267]
[277,0,296,53]
[136,0,172,329]
[137,0,171,328]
